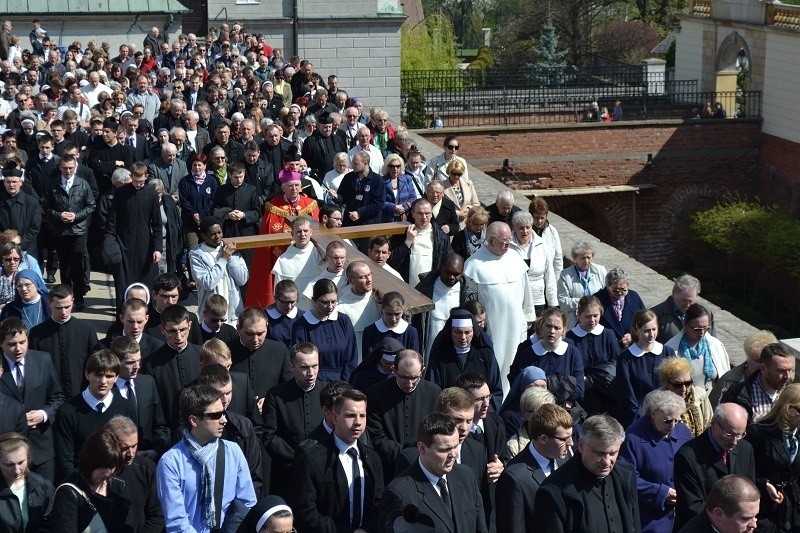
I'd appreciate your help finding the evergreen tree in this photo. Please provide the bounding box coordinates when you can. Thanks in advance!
[530,15,568,85]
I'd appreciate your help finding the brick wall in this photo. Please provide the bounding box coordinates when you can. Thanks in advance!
[757,133,800,215]
[420,121,762,267]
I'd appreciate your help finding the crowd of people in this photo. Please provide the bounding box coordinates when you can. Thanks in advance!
[0,17,791,533]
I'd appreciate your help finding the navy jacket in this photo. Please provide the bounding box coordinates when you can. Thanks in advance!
[178,173,218,228]
[337,170,385,226]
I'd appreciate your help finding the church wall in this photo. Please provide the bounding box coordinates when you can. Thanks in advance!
[762,30,800,145]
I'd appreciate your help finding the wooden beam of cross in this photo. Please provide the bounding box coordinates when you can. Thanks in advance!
[226,221,435,315]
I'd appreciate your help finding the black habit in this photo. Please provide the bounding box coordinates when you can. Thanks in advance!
[229,339,292,399]
[141,342,201,431]
[29,317,99,398]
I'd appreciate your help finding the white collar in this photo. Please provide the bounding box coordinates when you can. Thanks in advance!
[418,458,445,486]
[532,339,568,356]
[266,306,298,319]
[200,320,218,334]
[528,442,556,474]
[333,433,357,455]
[82,387,114,409]
[374,317,408,334]
[628,342,664,357]
[569,324,604,338]
[303,309,338,324]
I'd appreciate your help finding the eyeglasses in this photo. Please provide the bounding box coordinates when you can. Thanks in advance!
[547,433,572,444]
[490,236,511,246]
[661,418,680,425]
[610,287,629,294]
[690,326,710,333]
[669,379,693,388]
[473,394,491,404]
[713,419,746,440]
[3,257,20,263]
[195,410,225,420]
[213,156,226,160]
[388,164,401,169]
[446,144,459,150]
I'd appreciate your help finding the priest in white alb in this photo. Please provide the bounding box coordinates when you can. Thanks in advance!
[464,221,536,395]
[337,260,381,360]
[271,216,323,294]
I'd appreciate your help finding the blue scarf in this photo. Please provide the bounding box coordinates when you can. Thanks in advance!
[678,334,714,381]
[182,429,219,528]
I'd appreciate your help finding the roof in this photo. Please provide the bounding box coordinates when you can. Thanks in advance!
[0,0,189,14]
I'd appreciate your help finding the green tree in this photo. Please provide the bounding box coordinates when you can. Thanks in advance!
[401,15,459,73]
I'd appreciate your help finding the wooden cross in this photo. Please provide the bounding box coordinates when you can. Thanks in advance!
[226,221,435,315]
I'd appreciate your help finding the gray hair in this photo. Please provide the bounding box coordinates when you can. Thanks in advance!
[260,117,273,130]
[230,112,245,122]
[605,267,630,286]
[641,389,686,416]
[580,414,625,447]
[209,145,226,158]
[111,168,132,185]
[496,190,514,203]
[333,152,350,167]
[511,210,533,229]
[304,114,317,126]
[570,241,596,259]
[184,110,199,121]
[673,274,701,294]
[106,415,138,436]
[161,143,177,155]
[148,178,164,194]
[383,154,404,175]
[519,387,555,413]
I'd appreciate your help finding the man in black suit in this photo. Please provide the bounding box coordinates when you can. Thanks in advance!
[290,388,384,533]
[301,111,347,180]
[202,122,245,164]
[230,308,292,405]
[0,166,41,252]
[86,117,135,194]
[106,415,165,533]
[259,124,293,182]
[533,414,640,532]
[455,372,506,459]
[380,411,488,533]
[196,337,256,422]
[141,305,201,431]
[305,380,355,444]
[486,190,520,227]
[0,317,65,483]
[110,336,169,458]
[146,143,186,198]
[101,297,164,360]
[678,474,760,533]
[153,99,186,134]
[366,349,440,476]
[29,285,98,398]
[426,181,459,236]
[145,274,204,345]
[263,341,323,496]
[53,349,138,482]
[338,151,385,228]
[496,404,573,533]
[674,402,756,530]
[120,114,151,163]
[241,141,278,207]
[198,295,240,345]
[183,75,209,112]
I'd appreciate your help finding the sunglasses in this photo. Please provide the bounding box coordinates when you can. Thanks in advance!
[446,144,459,150]
[196,410,225,420]
[669,379,693,388]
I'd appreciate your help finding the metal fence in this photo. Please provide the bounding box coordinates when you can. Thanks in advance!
[401,68,762,127]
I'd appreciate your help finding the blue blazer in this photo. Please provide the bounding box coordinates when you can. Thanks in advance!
[338,170,386,226]
[178,173,218,227]
[381,174,416,222]
[594,287,646,341]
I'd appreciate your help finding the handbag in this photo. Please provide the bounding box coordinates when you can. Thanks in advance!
[55,482,109,533]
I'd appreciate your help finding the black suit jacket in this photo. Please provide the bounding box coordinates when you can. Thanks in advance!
[202,139,245,164]
[0,389,26,435]
[674,430,756,530]
[141,343,200,432]
[128,373,170,454]
[0,350,65,465]
[496,446,566,533]
[0,190,41,251]
[290,432,385,533]
[230,339,292,399]
[432,197,460,235]
[389,226,453,283]
[472,411,506,461]
[677,512,714,533]
[258,138,294,181]
[380,460,488,533]
[263,379,323,466]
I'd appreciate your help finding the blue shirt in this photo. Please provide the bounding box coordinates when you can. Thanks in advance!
[156,437,257,533]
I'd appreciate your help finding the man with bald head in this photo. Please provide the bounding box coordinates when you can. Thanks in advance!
[674,402,756,530]
[464,222,536,395]
[389,198,452,285]
[415,252,480,355]
[337,261,380,358]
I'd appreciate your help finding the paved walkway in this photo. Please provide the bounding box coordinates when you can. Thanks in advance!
[410,132,758,365]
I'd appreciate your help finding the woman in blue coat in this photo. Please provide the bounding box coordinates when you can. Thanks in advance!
[593,267,646,349]
[291,279,358,382]
[620,389,691,533]
[508,307,585,402]
[615,309,676,427]
[380,154,417,222]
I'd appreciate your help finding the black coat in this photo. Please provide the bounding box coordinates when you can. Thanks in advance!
[141,343,200,432]
[29,317,99,398]
[51,472,133,533]
[212,182,261,238]
[0,391,26,435]
[0,190,41,251]
[0,350,65,466]
[380,460,487,533]
[202,139,245,164]
[432,196,460,235]
[301,131,347,179]
[389,225,453,284]
[229,339,292,399]
[532,454,640,533]
[242,159,277,208]
[290,432,385,533]
[24,154,61,199]
[0,471,53,533]
[87,141,134,193]
[48,165,99,201]
[222,410,265,498]
[674,429,756,530]
[116,456,164,533]
[42,178,96,236]
[365,378,440,473]
[258,138,294,181]
[745,423,800,532]
[127,373,171,455]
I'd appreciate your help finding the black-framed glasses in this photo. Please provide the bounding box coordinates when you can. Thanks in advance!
[388,164,401,169]
[547,433,572,444]
[446,144,459,150]
[276,297,297,306]
[196,410,225,420]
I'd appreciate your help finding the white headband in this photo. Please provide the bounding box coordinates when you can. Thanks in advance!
[255,504,292,532]
[381,353,397,363]
[452,318,472,329]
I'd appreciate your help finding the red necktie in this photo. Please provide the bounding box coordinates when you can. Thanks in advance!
[720,450,729,467]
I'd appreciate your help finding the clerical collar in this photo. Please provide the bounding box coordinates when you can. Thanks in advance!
[82,387,114,408]
[454,346,470,355]
[628,342,664,357]
[53,315,72,325]
[303,309,338,324]
[532,339,568,356]
[122,331,143,343]
[374,317,408,334]
[569,324,604,337]
[266,306,298,319]
[201,321,218,334]
[296,379,316,393]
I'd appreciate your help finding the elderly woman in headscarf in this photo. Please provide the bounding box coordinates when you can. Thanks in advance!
[501,386,556,461]
[426,308,503,411]
[498,365,549,437]
[0,269,50,329]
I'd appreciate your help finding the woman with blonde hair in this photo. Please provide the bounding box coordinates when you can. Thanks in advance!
[443,158,479,229]
[0,432,54,532]
[745,383,800,531]
[452,205,488,259]
[658,356,712,436]
[380,154,416,222]
[501,386,556,461]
